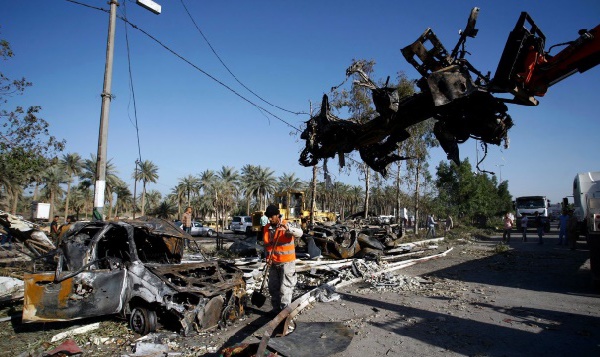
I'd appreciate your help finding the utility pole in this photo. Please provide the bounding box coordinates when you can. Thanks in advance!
[308,101,317,228]
[93,0,161,221]
[132,159,140,219]
[495,164,504,183]
[93,0,118,221]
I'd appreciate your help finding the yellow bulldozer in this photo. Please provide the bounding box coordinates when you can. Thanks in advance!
[251,190,337,233]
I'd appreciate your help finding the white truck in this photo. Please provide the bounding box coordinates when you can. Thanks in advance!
[573,172,600,233]
[572,172,600,287]
[514,196,551,232]
[30,202,51,221]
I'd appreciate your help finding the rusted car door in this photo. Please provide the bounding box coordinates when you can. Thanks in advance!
[22,269,127,322]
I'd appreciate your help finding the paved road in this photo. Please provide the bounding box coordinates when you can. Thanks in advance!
[289,224,600,357]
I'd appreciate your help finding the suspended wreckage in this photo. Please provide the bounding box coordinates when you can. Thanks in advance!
[299,7,600,176]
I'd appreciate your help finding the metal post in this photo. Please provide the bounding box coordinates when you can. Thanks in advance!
[93,0,119,221]
[495,164,504,183]
[132,160,140,219]
[308,101,317,227]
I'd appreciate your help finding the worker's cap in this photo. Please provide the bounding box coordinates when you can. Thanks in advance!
[264,205,280,218]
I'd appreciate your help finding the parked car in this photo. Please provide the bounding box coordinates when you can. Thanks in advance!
[22,217,246,335]
[230,216,253,234]
[174,220,215,237]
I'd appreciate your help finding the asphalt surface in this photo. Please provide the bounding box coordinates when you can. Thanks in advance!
[286,223,600,357]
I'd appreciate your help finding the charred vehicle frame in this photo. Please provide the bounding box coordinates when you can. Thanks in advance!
[22,217,246,335]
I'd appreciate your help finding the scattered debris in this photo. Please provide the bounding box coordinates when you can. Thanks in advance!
[0,276,24,303]
[51,322,100,343]
[0,210,55,258]
[3,214,455,356]
[45,339,83,356]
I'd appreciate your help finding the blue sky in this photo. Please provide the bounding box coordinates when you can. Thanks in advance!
[2,0,599,204]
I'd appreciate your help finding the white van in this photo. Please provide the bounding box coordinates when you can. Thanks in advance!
[230,216,253,234]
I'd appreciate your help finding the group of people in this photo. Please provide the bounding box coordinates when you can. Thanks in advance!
[425,214,453,238]
[502,210,578,248]
[50,214,77,245]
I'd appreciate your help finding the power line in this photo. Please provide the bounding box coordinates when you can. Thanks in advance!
[64,0,382,176]
[64,0,303,132]
[121,1,143,164]
[179,0,307,116]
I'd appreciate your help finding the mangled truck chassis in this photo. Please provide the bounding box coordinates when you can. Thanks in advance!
[22,218,246,335]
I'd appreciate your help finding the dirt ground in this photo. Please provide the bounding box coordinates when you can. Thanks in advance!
[2,226,599,356]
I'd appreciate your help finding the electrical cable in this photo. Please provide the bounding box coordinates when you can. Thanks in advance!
[121,1,143,165]
[64,0,403,178]
[64,0,302,132]
[179,0,307,116]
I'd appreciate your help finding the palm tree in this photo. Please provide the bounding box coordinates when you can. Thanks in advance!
[195,169,216,221]
[144,189,162,213]
[217,166,240,230]
[113,180,132,218]
[179,175,200,207]
[330,181,351,220]
[348,185,364,215]
[80,154,120,219]
[42,165,67,220]
[60,153,83,218]
[241,164,259,214]
[246,166,276,210]
[68,188,87,220]
[193,193,214,222]
[171,183,186,219]
[78,180,93,219]
[277,172,305,192]
[150,200,177,219]
[133,160,159,217]
[198,170,216,191]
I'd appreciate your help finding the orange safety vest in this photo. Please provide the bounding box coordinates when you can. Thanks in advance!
[263,219,296,263]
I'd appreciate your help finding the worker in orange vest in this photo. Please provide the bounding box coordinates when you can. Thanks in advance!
[263,204,303,313]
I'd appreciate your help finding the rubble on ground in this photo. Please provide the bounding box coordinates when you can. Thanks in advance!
[0,215,459,356]
[0,210,55,258]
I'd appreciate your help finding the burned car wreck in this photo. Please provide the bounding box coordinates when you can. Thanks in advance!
[22,217,246,335]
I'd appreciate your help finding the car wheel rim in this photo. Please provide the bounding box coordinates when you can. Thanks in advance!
[131,308,147,334]
[130,307,156,335]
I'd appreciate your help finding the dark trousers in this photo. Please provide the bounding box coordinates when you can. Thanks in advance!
[503,229,511,242]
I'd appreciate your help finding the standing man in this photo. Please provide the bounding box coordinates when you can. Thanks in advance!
[50,215,60,244]
[263,204,302,313]
[557,210,569,245]
[502,212,513,243]
[445,215,453,235]
[535,212,544,245]
[567,209,579,250]
[182,207,193,248]
[426,214,437,238]
[521,214,528,242]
